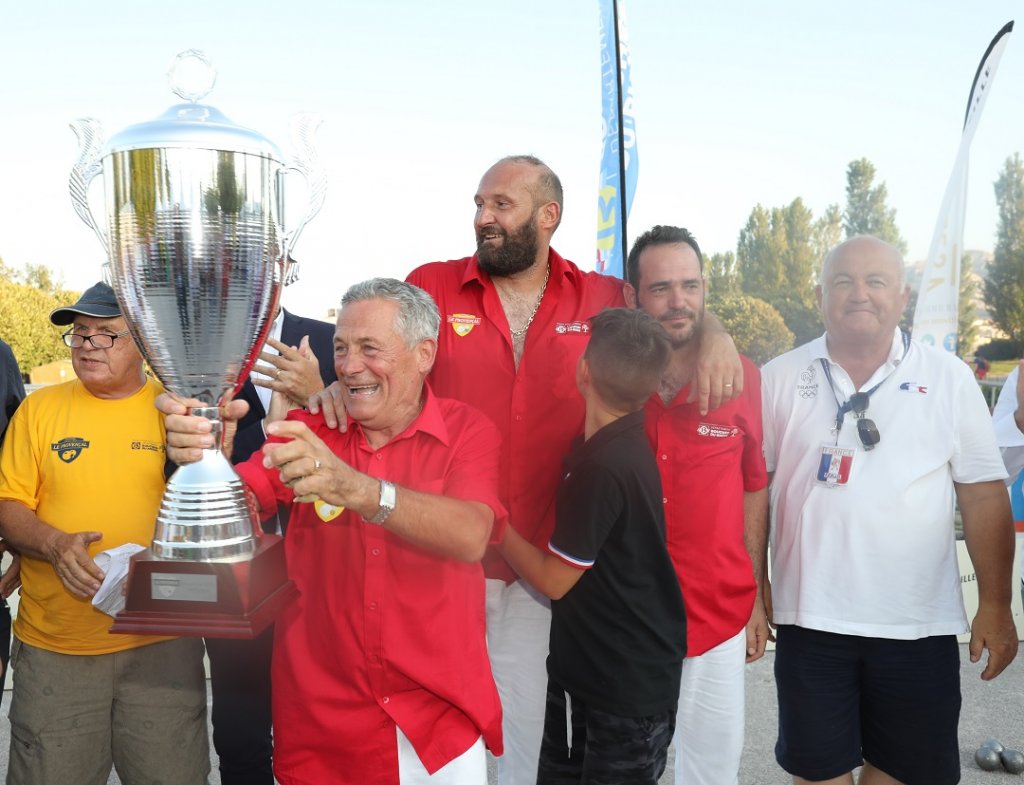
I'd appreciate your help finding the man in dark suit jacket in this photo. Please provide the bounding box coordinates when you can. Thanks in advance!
[208,307,336,785]
[0,338,25,690]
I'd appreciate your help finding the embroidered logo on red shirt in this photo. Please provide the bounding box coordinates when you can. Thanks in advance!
[555,322,590,334]
[314,499,344,522]
[696,423,739,438]
[447,313,481,337]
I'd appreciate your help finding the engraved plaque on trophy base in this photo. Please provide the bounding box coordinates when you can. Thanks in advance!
[110,535,297,639]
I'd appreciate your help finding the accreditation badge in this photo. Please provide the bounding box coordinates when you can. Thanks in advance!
[815,445,855,488]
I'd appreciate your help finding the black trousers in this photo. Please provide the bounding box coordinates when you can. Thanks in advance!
[0,600,10,690]
[537,677,675,785]
[206,625,275,785]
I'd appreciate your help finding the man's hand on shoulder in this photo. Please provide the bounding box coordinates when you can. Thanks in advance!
[690,312,743,415]
[307,381,349,432]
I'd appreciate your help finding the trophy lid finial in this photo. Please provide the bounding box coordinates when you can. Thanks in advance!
[168,49,217,103]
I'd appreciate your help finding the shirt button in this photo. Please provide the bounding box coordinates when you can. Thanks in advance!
[661,454,668,460]
[663,497,668,504]
[382,696,390,704]
[369,601,378,610]
[371,548,381,556]
[375,454,382,461]
[515,415,523,422]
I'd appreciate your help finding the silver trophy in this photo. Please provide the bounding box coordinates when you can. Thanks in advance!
[68,51,324,636]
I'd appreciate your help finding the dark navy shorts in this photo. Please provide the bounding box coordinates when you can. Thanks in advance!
[537,677,675,785]
[774,625,961,785]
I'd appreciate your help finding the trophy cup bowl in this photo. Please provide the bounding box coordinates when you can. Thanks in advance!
[68,50,326,638]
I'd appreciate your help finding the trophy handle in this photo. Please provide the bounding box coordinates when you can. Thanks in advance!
[69,118,109,257]
[281,113,327,285]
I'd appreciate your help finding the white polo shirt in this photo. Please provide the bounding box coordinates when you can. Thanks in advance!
[990,365,1024,591]
[992,365,1024,478]
[762,329,1006,639]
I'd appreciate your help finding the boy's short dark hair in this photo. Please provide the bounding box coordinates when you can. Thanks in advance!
[585,308,671,412]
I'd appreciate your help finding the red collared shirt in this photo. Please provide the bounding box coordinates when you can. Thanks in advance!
[237,387,505,785]
[643,356,769,656]
[408,249,624,581]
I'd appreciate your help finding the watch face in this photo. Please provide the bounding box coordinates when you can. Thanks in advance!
[369,480,396,524]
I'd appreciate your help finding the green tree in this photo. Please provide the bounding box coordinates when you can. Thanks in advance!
[957,253,980,354]
[705,251,740,298]
[899,277,918,335]
[0,256,15,281]
[707,293,794,365]
[0,267,78,373]
[843,158,907,254]
[21,263,58,293]
[736,198,823,345]
[985,154,1024,341]
[813,203,844,261]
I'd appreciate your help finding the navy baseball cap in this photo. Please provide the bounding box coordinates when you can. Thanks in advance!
[49,281,122,326]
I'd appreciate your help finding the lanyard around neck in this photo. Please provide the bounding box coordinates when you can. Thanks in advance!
[820,330,910,433]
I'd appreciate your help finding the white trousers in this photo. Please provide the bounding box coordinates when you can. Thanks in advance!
[397,728,486,784]
[673,628,747,785]
[485,578,552,785]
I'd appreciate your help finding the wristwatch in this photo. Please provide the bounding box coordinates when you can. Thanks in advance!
[367,480,396,525]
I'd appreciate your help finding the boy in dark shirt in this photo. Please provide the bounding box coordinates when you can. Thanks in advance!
[499,307,686,785]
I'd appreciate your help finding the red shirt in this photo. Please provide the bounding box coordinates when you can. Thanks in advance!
[643,356,768,656]
[408,249,624,581]
[237,387,505,785]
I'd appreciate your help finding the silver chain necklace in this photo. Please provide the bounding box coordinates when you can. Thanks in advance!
[509,264,551,338]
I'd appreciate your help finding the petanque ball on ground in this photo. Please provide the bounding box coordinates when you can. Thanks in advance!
[1001,749,1024,775]
[981,738,1006,753]
[976,747,1003,771]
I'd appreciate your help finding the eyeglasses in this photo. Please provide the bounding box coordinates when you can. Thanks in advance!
[62,329,131,349]
[848,392,880,451]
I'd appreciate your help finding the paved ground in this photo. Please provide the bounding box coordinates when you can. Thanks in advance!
[0,642,1015,784]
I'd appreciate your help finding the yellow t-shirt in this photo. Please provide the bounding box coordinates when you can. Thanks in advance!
[0,378,171,654]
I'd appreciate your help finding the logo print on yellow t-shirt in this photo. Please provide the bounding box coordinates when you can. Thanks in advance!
[314,499,344,522]
[51,437,90,464]
[447,313,481,337]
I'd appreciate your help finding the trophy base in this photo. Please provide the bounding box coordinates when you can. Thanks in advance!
[110,535,297,640]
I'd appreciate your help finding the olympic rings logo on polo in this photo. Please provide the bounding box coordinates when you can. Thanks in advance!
[555,322,590,334]
[447,313,481,337]
[898,382,928,394]
[796,364,818,398]
[51,436,90,464]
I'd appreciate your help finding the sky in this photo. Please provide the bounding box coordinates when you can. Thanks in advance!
[2,1,1023,320]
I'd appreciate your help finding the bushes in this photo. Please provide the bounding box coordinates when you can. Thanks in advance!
[975,339,1024,362]
[709,293,795,366]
